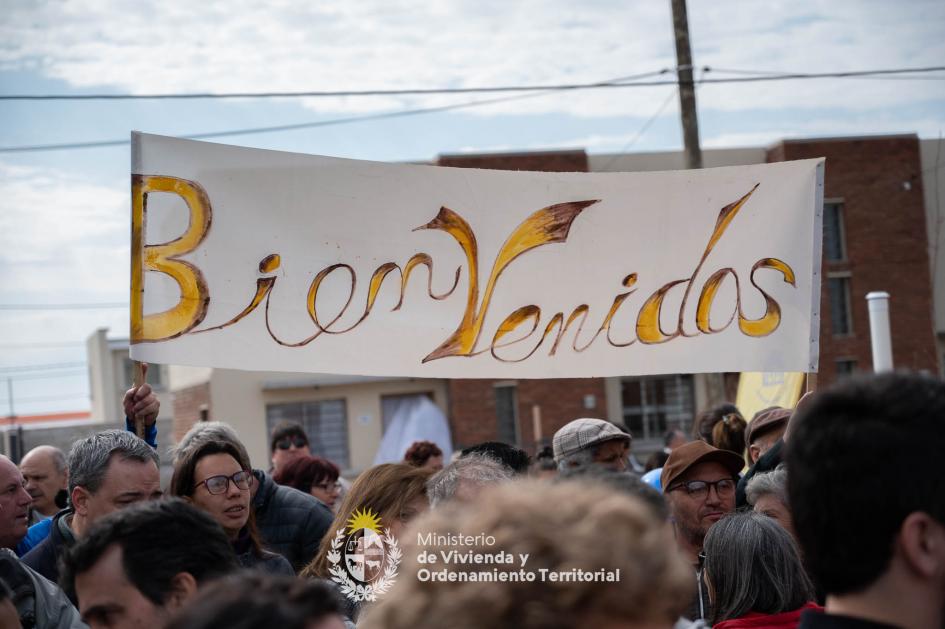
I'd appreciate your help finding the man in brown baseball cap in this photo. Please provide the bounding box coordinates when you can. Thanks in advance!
[661,440,743,622]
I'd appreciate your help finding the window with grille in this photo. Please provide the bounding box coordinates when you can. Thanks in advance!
[494,384,519,446]
[823,202,847,262]
[835,359,857,378]
[828,275,853,336]
[266,399,349,469]
[621,375,694,441]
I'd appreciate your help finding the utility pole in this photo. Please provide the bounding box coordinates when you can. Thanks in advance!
[671,0,726,408]
[671,0,703,170]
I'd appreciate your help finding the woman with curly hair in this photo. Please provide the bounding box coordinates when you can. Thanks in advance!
[403,440,444,471]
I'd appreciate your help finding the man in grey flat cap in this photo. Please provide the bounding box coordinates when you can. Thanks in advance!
[552,418,632,473]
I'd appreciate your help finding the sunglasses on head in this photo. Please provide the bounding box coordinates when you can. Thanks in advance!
[275,436,308,450]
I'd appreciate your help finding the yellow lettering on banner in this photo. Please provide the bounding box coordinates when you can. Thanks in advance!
[738,258,796,336]
[420,200,599,362]
[130,175,212,343]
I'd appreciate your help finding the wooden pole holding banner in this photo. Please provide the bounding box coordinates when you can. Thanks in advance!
[132,362,147,438]
[532,405,542,447]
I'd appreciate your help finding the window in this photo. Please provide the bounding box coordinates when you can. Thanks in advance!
[621,375,694,441]
[828,275,853,336]
[495,384,519,446]
[823,202,846,262]
[266,400,349,468]
[835,359,857,378]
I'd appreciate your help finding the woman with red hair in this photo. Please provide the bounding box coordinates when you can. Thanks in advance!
[273,455,341,510]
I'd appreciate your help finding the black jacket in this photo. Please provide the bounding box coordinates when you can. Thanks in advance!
[252,469,333,572]
[21,509,74,587]
[736,438,784,508]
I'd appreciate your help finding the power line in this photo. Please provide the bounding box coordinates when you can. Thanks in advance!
[0,341,85,349]
[0,302,126,310]
[4,369,87,381]
[0,79,625,154]
[1,65,941,101]
[0,70,670,100]
[2,65,943,155]
[0,392,89,404]
[598,88,679,172]
[0,361,86,374]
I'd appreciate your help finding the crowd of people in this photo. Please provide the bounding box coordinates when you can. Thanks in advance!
[0,370,941,629]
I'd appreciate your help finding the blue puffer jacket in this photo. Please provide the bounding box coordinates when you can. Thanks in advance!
[252,469,333,573]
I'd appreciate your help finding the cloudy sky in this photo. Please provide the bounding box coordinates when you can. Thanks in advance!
[1,0,943,415]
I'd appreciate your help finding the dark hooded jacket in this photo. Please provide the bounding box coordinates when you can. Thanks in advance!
[252,469,333,572]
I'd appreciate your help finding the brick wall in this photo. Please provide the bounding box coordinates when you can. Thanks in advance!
[171,382,211,443]
[437,150,588,172]
[767,135,938,387]
[438,150,608,453]
[446,378,607,453]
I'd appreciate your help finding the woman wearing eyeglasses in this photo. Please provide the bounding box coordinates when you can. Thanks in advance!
[273,455,342,510]
[170,441,294,575]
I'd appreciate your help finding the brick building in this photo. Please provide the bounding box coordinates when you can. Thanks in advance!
[159,134,940,472]
[449,135,939,458]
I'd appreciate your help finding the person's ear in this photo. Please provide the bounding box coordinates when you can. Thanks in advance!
[748,444,761,464]
[164,572,198,611]
[71,486,90,517]
[898,511,945,580]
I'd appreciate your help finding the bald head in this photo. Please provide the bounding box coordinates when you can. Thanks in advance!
[21,445,68,517]
[0,455,31,548]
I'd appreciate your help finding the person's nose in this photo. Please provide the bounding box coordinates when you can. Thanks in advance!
[18,485,33,506]
[226,478,243,498]
[704,485,723,506]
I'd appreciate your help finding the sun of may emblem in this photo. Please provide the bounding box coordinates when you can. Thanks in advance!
[327,507,402,603]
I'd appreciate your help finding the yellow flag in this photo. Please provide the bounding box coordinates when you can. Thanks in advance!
[736,372,805,423]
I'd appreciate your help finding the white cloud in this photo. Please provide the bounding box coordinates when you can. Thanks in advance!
[0,162,128,303]
[1,0,942,118]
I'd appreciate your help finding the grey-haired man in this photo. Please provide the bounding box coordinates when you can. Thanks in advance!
[22,430,162,585]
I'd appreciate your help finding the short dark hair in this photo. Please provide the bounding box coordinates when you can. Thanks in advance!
[272,455,340,493]
[786,373,945,595]
[165,572,346,629]
[704,511,813,624]
[460,441,531,474]
[62,499,238,605]
[269,422,309,453]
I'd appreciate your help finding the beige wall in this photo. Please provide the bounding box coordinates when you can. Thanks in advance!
[589,147,766,173]
[205,369,448,473]
[87,328,173,425]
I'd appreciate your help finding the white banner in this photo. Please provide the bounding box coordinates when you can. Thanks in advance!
[129,133,823,378]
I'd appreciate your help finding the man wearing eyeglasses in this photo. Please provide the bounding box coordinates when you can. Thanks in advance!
[269,422,312,476]
[661,440,743,622]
